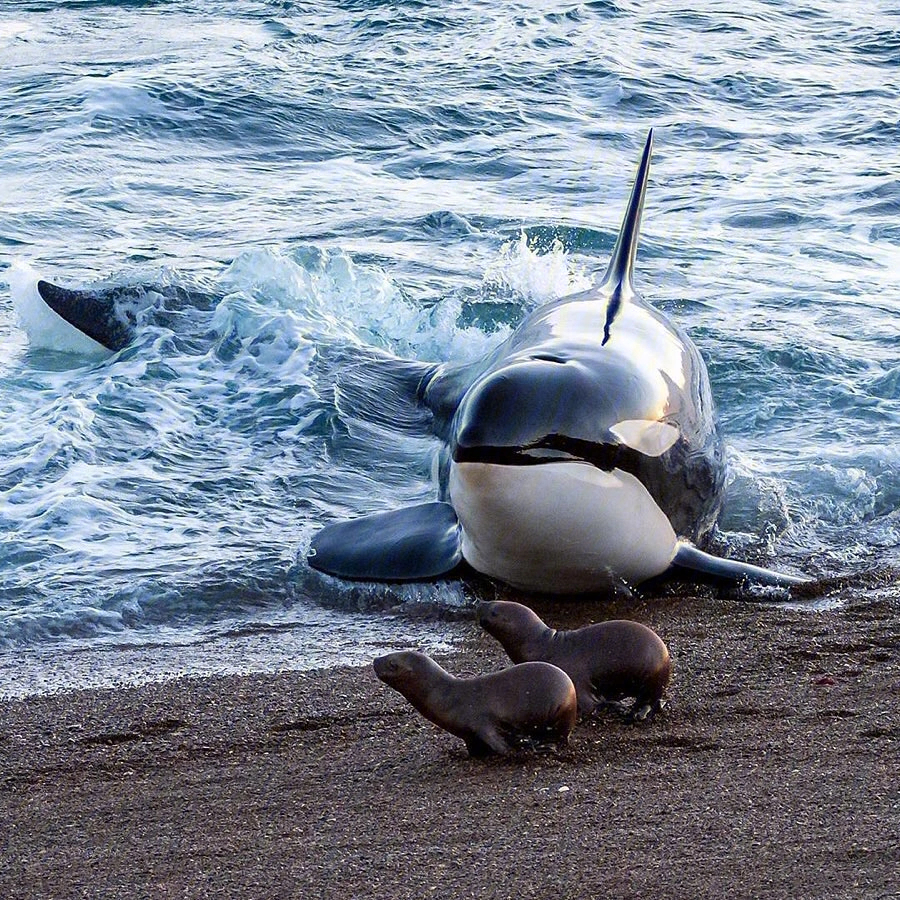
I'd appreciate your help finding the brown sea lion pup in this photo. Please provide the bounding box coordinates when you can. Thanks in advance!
[476,600,671,721]
[372,650,577,757]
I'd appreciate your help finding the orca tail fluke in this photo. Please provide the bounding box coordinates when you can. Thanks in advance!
[36,280,133,351]
[670,541,810,590]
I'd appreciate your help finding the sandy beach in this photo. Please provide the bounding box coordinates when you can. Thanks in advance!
[2,583,898,900]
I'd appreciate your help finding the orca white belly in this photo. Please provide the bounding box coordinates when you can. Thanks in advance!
[449,460,677,593]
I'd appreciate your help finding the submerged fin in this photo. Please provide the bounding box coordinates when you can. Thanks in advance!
[36,280,133,351]
[308,501,462,581]
[600,130,654,344]
[334,353,437,434]
[671,541,809,589]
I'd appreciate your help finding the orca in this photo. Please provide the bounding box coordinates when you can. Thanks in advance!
[34,280,137,351]
[31,280,217,352]
[309,131,808,593]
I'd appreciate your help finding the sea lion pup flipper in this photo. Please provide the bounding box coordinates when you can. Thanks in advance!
[670,541,809,589]
[308,501,462,581]
[627,696,667,723]
[463,728,510,758]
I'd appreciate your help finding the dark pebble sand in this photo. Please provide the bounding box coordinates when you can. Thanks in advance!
[2,585,898,900]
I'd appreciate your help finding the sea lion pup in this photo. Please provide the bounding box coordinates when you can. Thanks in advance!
[477,600,671,721]
[372,650,577,757]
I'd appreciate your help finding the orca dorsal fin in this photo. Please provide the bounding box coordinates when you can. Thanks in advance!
[599,130,654,343]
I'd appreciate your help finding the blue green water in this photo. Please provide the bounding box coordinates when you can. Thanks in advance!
[1,1,898,695]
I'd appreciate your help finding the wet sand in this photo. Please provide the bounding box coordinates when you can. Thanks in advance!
[1,586,898,899]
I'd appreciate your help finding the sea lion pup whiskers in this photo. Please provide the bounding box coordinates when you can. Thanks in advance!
[372,650,577,758]
[476,601,671,721]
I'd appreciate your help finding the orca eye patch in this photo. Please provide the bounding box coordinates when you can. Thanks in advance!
[610,420,680,457]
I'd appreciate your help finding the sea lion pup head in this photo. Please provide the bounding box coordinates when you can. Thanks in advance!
[476,600,552,663]
[476,600,671,721]
[373,650,438,695]
[373,650,577,757]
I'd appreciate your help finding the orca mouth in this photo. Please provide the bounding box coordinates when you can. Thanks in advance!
[452,437,630,471]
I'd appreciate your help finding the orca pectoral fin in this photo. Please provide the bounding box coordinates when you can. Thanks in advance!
[308,501,462,582]
[670,541,809,589]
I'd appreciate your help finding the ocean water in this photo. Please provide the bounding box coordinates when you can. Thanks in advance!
[1,0,898,697]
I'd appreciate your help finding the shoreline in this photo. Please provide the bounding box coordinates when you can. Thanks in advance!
[2,587,898,899]
[0,606,471,702]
